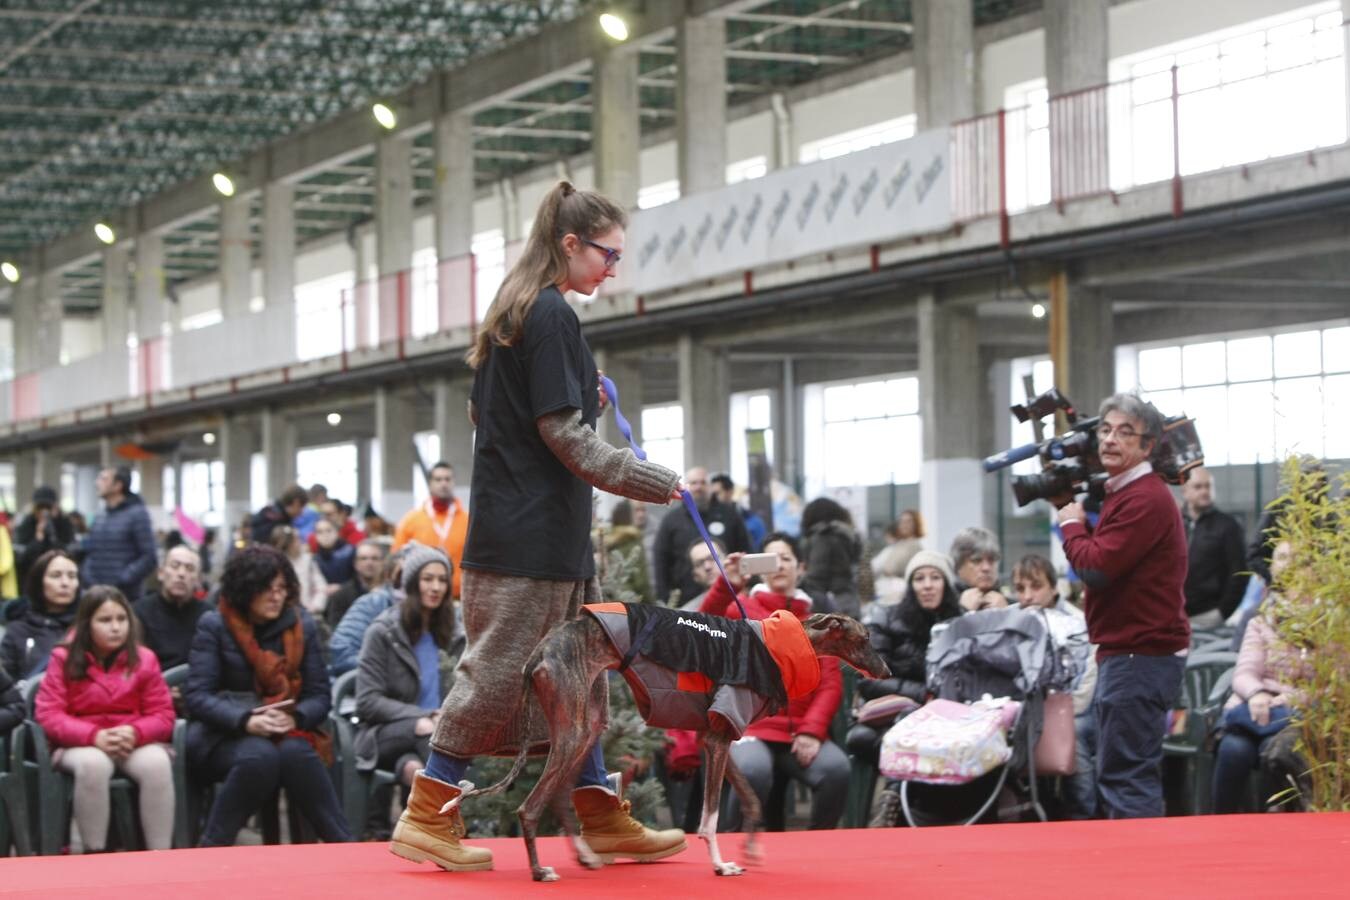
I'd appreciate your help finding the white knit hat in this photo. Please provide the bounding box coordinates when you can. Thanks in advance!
[904,549,957,588]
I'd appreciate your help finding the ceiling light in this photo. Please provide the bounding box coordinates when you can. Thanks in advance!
[327,412,342,426]
[1031,302,1046,319]
[0,261,18,283]
[202,432,217,445]
[372,103,397,130]
[599,12,629,41]
[94,222,116,245]
[212,172,235,197]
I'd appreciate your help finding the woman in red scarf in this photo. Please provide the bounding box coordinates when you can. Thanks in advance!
[185,545,352,846]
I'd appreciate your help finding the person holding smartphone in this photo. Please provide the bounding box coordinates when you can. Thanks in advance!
[13,485,77,593]
[185,545,352,846]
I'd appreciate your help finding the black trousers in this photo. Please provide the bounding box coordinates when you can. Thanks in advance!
[199,735,353,846]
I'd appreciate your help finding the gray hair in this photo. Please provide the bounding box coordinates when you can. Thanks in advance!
[949,526,1001,572]
[1099,392,1165,449]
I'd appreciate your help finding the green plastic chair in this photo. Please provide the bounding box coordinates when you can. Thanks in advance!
[330,669,398,836]
[160,663,192,849]
[1162,651,1238,816]
[0,731,35,856]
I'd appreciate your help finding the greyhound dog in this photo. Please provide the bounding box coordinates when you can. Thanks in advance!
[451,609,890,881]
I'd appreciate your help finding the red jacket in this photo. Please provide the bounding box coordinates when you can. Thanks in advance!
[1060,472,1190,657]
[35,645,175,748]
[700,579,841,742]
[306,519,367,553]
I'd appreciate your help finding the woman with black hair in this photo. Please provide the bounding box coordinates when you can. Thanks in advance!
[799,496,863,618]
[1,548,81,680]
[36,586,175,852]
[185,544,351,846]
[355,545,463,835]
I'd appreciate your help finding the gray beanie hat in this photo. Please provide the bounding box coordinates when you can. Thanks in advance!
[904,549,957,588]
[401,542,453,594]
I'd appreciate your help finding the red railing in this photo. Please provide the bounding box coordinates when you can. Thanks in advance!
[1049,83,1111,209]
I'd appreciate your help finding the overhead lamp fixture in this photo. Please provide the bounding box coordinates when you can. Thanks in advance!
[212,172,236,197]
[327,412,342,426]
[202,432,217,446]
[94,222,116,245]
[1031,302,1047,319]
[1,261,18,283]
[372,102,397,130]
[599,12,629,42]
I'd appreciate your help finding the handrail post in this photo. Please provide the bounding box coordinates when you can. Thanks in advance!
[997,108,1010,247]
[1171,63,1183,218]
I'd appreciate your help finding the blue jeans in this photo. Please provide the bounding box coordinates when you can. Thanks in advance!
[1211,730,1273,814]
[1094,653,1185,819]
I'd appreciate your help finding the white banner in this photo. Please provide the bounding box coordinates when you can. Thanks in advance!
[626,127,951,295]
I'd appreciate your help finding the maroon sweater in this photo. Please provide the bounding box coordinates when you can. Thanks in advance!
[1060,472,1191,657]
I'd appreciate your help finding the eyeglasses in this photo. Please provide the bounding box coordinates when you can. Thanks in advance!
[1096,423,1141,441]
[581,238,622,269]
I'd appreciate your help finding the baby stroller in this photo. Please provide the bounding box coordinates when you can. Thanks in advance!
[890,607,1068,826]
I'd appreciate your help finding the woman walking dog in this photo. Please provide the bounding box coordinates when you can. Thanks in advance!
[390,181,686,872]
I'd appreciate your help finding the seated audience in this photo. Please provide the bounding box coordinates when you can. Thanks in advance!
[355,546,463,831]
[1013,554,1098,819]
[312,517,356,592]
[326,540,388,631]
[950,526,1009,612]
[269,525,328,619]
[0,667,23,741]
[249,484,309,545]
[700,533,848,831]
[1212,540,1311,815]
[870,510,925,607]
[133,545,207,670]
[309,498,366,551]
[1,549,81,681]
[799,497,863,618]
[13,485,77,587]
[35,586,176,852]
[680,536,727,611]
[329,550,407,676]
[185,545,352,846]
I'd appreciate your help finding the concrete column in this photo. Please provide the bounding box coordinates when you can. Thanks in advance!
[261,407,296,500]
[263,182,296,357]
[592,45,641,208]
[676,15,728,195]
[98,435,115,467]
[678,333,730,475]
[36,269,63,369]
[220,415,255,538]
[498,178,522,243]
[433,110,475,261]
[1044,0,1108,95]
[73,464,100,521]
[219,194,252,319]
[139,459,165,528]
[375,386,416,522]
[35,447,61,492]
[356,439,373,511]
[12,276,38,373]
[433,378,475,488]
[768,93,794,172]
[777,358,797,487]
[918,292,984,553]
[134,233,166,339]
[913,0,975,128]
[376,134,414,344]
[1049,271,1115,412]
[593,349,644,450]
[102,243,130,356]
[13,453,37,506]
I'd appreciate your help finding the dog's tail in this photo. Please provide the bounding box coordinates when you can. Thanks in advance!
[441,642,545,813]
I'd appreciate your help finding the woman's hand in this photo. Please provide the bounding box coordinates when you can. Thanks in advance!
[791,734,822,768]
[1249,691,1273,726]
[414,716,435,737]
[723,552,747,590]
[246,710,294,737]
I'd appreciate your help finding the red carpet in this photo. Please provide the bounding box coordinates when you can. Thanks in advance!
[4,815,1348,898]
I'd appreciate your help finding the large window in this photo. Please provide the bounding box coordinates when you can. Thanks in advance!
[1127,324,1350,464]
[730,391,774,488]
[1004,81,1051,212]
[294,272,352,361]
[798,116,916,164]
[472,229,506,321]
[410,247,439,338]
[640,404,685,475]
[296,443,359,509]
[802,374,921,500]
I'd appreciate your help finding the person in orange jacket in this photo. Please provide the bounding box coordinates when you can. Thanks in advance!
[697,531,848,831]
[393,462,468,599]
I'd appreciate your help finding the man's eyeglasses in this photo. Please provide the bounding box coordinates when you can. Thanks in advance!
[1096,423,1141,441]
[581,238,622,269]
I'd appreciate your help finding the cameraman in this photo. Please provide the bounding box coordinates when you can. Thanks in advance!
[1055,393,1189,819]
[13,485,77,588]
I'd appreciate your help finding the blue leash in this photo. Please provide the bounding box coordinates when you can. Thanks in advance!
[600,375,748,619]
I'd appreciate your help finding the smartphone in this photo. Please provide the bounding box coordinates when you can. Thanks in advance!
[739,553,779,577]
[251,698,297,715]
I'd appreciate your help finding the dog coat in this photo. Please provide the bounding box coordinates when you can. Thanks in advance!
[583,603,821,739]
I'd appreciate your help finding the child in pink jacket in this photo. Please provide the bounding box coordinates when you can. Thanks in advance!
[36,585,175,851]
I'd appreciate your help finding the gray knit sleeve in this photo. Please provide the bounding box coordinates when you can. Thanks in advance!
[536,408,679,504]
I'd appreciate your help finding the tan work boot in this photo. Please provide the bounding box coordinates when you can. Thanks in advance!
[572,785,687,863]
[389,772,493,872]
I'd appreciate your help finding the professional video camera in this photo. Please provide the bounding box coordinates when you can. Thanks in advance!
[983,388,1204,508]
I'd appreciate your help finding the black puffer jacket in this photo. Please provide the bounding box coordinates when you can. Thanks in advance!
[856,592,963,703]
[800,520,863,617]
[0,601,76,681]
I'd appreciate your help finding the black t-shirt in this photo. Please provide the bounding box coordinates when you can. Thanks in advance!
[462,286,599,580]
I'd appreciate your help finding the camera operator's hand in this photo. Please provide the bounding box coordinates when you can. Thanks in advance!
[1056,501,1086,527]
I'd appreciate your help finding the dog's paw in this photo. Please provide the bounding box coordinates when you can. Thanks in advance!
[714,861,745,877]
[532,866,560,882]
[574,845,603,870]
